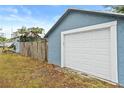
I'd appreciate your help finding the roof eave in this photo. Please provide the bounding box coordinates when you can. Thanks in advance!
[44,9,71,38]
[44,8,124,38]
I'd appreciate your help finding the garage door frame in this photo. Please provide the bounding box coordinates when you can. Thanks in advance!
[61,21,118,83]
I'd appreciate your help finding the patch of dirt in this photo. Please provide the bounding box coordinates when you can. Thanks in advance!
[0,54,120,88]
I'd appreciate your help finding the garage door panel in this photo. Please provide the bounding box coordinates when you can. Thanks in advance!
[65,28,110,40]
[65,40,110,49]
[67,64,110,79]
[64,27,114,81]
[67,62,111,79]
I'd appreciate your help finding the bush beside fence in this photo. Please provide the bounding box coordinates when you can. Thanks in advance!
[20,39,47,62]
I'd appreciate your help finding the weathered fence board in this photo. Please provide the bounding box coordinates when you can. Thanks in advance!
[20,39,47,62]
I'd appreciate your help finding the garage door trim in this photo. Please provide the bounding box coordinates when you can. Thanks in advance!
[61,21,118,83]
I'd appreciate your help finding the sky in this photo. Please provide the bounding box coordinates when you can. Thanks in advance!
[0,5,111,38]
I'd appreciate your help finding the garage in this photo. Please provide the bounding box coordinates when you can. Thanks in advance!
[45,9,124,85]
[61,21,118,82]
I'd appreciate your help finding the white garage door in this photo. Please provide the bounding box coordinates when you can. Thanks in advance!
[61,21,118,83]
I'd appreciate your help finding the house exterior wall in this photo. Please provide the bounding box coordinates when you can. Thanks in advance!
[117,18,124,85]
[47,11,124,85]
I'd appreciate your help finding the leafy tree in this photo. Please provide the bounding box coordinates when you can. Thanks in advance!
[28,27,44,34]
[0,36,7,42]
[17,26,27,34]
[16,26,44,42]
[17,26,44,35]
[105,5,124,13]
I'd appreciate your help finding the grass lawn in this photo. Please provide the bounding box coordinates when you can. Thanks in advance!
[0,53,119,88]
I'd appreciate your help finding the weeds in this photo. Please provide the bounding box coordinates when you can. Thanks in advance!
[0,54,118,88]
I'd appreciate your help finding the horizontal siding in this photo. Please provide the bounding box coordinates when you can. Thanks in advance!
[117,19,124,85]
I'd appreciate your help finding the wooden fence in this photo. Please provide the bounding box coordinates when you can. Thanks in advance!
[19,39,47,62]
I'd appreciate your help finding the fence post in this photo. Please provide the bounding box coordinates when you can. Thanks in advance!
[45,39,47,61]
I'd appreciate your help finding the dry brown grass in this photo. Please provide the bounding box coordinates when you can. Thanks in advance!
[0,54,119,88]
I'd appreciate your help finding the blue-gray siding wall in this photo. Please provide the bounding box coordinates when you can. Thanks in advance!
[47,11,124,85]
[117,18,124,85]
